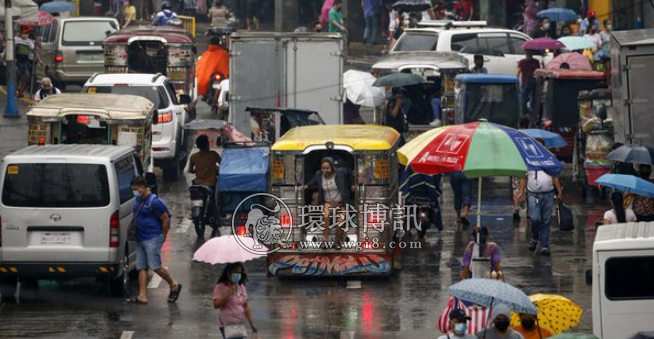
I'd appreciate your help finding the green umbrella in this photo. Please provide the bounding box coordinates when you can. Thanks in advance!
[549,333,599,339]
[372,73,426,87]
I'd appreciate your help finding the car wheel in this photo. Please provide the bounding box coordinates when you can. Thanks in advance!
[110,251,130,297]
[0,278,18,300]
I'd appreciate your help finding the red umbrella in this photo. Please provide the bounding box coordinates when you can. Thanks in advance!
[16,11,56,27]
[545,52,592,70]
[522,38,565,51]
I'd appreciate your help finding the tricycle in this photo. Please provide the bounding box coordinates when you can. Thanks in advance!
[453,74,520,128]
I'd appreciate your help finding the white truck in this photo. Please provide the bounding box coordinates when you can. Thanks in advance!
[611,29,654,146]
[588,222,654,339]
[228,32,344,138]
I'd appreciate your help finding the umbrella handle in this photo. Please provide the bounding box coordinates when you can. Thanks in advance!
[483,297,494,339]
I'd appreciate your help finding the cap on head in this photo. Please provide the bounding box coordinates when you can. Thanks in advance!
[587,9,596,17]
[41,77,53,87]
[449,309,472,322]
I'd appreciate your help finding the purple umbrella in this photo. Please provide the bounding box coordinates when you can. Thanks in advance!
[522,38,565,51]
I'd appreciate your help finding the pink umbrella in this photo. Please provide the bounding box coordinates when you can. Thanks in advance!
[16,11,56,27]
[546,52,592,70]
[522,38,565,51]
[193,235,267,265]
[321,0,335,28]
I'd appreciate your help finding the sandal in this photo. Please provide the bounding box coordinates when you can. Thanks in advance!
[127,296,148,304]
[167,283,182,303]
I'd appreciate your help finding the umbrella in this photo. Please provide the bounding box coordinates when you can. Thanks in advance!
[523,38,565,51]
[548,334,599,339]
[184,119,229,131]
[448,278,538,314]
[558,36,595,51]
[606,145,654,165]
[392,0,432,12]
[16,10,55,26]
[343,70,385,108]
[546,52,593,70]
[510,294,583,335]
[537,8,578,22]
[596,174,654,197]
[398,120,564,228]
[373,72,426,87]
[40,0,77,13]
[521,129,567,148]
[630,332,654,339]
[0,0,38,22]
[192,235,266,265]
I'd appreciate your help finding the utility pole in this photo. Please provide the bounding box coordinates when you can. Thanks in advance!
[4,0,19,118]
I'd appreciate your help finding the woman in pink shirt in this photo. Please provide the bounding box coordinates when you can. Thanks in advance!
[213,263,258,338]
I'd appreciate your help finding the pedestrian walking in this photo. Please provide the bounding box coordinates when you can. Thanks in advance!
[362,0,381,45]
[15,27,39,98]
[459,226,503,280]
[128,176,182,304]
[213,262,258,338]
[512,313,552,339]
[518,170,564,256]
[328,0,347,33]
[523,0,538,36]
[33,77,61,102]
[384,86,409,145]
[437,309,477,339]
[246,0,261,31]
[516,50,540,116]
[450,171,472,227]
[476,304,525,339]
[629,164,654,222]
[531,17,554,39]
[603,192,636,225]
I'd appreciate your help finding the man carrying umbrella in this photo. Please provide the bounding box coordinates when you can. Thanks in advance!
[478,304,525,339]
[518,169,563,256]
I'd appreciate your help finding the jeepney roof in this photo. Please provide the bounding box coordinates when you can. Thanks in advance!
[271,125,400,152]
[372,51,469,72]
[27,93,154,120]
[104,26,194,44]
[611,28,654,47]
[455,74,519,84]
[534,68,605,80]
[593,222,654,252]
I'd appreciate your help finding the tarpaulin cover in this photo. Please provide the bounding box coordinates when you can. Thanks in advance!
[457,82,520,128]
[218,147,269,192]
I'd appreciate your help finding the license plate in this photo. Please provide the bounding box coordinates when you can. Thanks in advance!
[79,53,103,62]
[41,232,71,245]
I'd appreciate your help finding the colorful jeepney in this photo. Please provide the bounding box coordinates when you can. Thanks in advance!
[267,125,405,277]
[26,93,156,170]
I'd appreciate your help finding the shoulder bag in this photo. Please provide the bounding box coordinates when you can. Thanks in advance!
[128,199,147,242]
[223,323,248,339]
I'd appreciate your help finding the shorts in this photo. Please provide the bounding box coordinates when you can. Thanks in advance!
[17,61,31,78]
[246,0,260,18]
[136,234,164,270]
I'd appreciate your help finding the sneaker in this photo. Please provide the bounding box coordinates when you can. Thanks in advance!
[528,242,537,252]
[429,119,442,127]
[541,247,551,256]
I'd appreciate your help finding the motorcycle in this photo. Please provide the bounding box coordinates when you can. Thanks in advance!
[208,71,228,119]
[188,184,220,238]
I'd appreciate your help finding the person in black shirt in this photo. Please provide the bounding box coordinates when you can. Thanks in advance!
[385,87,410,145]
[531,17,556,39]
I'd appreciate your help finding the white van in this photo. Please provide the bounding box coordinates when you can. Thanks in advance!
[0,145,155,297]
[590,222,654,338]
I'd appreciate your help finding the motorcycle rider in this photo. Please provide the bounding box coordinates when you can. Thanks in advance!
[152,2,180,26]
[188,134,221,188]
[196,36,230,102]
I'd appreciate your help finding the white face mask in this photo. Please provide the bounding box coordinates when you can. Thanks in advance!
[542,23,550,29]
[607,24,612,30]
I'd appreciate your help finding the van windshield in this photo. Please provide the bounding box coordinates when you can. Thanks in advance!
[62,21,117,46]
[2,164,110,208]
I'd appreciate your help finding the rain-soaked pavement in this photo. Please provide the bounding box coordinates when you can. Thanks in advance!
[0,90,609,338]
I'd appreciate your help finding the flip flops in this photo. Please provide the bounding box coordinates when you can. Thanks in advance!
[127,296,148,304]
[167,284,183,303]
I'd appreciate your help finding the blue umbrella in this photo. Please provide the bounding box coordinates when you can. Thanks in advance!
[596,174,654,198]
[448,278,538,314]
[40,1,77,13]
[558,36,595,51]
[520,129,567,148]
[537,8,578,22]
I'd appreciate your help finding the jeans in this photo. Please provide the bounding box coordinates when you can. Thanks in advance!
[521,79,536,116]
[528,191,554,249]
[450,171,471,211]
[363,14,380,44]
[430,98,441,120]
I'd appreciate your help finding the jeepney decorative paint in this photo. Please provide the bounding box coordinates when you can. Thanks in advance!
[268,254,392,276]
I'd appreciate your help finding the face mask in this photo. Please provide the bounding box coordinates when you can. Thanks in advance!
[543,23,550,29]
[521,319,536,330]
[607,25,612,30]
[591,29,597,34]
[577,18,582,24]
[132,190,141,198]
[454,323,467,335]
[403,20,410,26]
[494,319,510,331]
[230,273,242,283]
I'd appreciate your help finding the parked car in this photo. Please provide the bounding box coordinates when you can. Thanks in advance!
[0,145,157,297]
[37,17,119,89]
[391,25,544,76]
[83,73,192,181]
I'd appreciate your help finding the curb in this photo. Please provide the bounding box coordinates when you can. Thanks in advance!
[0,86,37,105]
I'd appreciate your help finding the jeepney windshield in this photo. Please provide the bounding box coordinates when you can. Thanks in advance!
[85,86,169,110]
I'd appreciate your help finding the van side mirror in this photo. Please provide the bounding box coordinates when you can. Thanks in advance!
[585,269,592,286]
[152,111,159,125]
[179,94,191,104]
[145,173,158,195]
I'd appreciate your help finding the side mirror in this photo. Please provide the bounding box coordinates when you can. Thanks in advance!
[152,111,159,125]
[145,172,158,195]
[179,94,192,104]
[585,269,592,286]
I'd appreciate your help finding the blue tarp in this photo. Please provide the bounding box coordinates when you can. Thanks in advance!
[218,147,269,192]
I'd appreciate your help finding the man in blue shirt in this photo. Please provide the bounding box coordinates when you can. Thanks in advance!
[129,176,182,304]
[362,0,381,44]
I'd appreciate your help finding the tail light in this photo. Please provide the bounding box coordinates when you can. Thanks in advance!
[54,52,63,63]
[109,211,120,248]
[214,73,223,82]
[157,111,173,123]
[236,225,246,236]
[77,115,91,124]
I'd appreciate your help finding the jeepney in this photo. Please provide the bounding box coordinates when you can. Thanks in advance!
[26,93,157,170]
[266,125,404,277]
[103,26,197,98]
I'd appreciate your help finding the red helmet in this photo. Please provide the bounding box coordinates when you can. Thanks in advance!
[587,9,596,18]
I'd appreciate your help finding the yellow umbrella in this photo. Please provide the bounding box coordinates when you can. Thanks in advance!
[510,294,584,335]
